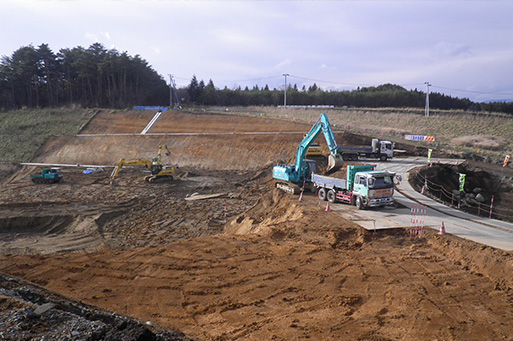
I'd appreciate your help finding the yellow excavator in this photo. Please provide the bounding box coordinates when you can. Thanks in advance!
[110,145,176,184]
[304,134,323,156]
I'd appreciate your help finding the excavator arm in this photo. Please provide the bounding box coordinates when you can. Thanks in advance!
[154,145,172,164]
[273,113,343,187]
[319,114,340,156]
[293,113,343,175]
[110,158,153,184]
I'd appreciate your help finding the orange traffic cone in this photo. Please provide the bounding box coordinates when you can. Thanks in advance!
[299,190,303,202]
[325,202,331,212]
[438,221,446,235]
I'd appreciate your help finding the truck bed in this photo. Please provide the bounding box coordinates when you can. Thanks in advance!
[338,146,373,153]
[311,173,347,189]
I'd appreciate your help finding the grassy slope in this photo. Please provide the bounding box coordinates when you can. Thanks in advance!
[210,106,513,163]
[0,108,97,162]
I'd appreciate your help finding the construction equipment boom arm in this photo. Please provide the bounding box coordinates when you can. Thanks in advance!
[155,145,172,164]
[272,113,343,192]
[110,158,152,184]
[293,113,341,175]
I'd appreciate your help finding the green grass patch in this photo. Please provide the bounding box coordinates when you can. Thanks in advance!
[0,108,97,162]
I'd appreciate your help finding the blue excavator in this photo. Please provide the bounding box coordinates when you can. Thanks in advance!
[273,113,344,194]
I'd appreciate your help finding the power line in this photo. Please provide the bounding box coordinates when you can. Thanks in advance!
[173,73,513,98]
[174,74,283,84]
[288,74,367,87]
[430,84,513,96]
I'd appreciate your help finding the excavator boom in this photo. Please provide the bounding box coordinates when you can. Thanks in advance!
[155,145,172,164]
[110,158,154,184]
[273,113,343,190]
[291,113,343,177]
[109,146,176,184]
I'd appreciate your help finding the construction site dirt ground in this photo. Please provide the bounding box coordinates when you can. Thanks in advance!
[1,110,513,340]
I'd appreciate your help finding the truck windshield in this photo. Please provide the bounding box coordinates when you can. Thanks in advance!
[368,176,393,189]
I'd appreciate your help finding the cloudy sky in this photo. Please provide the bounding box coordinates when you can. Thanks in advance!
[2,0,513,102]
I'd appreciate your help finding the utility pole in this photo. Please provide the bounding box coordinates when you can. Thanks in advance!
[168,74,173,109]
[424,82,431,117]
[168,74,179,108]
[283,73,289,107]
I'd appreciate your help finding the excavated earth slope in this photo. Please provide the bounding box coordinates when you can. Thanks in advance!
[1,110,513,340]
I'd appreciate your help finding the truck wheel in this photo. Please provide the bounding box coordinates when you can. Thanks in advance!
[327,190,336,203]
[318,188,327,201]
[355,196,364,210]
[380,155,388,161]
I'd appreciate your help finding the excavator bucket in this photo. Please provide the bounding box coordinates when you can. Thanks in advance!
[327,153,344,174]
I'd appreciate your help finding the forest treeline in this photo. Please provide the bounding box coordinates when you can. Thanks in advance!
[0,43,168,109]
[1,43,512,114]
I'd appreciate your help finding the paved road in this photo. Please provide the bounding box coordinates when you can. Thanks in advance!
[328,156,513,251]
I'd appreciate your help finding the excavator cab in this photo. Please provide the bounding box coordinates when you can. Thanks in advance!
[151,164,163,174]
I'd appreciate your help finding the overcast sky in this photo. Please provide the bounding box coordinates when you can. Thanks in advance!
[2,0,513,102]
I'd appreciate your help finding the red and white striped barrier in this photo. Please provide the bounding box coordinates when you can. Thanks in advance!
[410,205,426,238]
[299,178,306,202]
[489,195,494,218]
[224,202,227,231]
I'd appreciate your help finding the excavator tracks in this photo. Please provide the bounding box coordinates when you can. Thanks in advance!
[31,178,61,184]
[145,175,174,183]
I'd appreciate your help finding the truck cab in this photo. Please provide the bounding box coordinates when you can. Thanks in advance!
[353,170,395,209]
[340,139,395,161]
[376,140,395,160]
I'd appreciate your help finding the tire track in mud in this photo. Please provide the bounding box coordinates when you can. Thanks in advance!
[0,166,260,255]
[401,252,504,340]
[2,192,513,340]
[354,237,508,340]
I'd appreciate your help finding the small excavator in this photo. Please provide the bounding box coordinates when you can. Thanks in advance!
[110,145,176,184]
